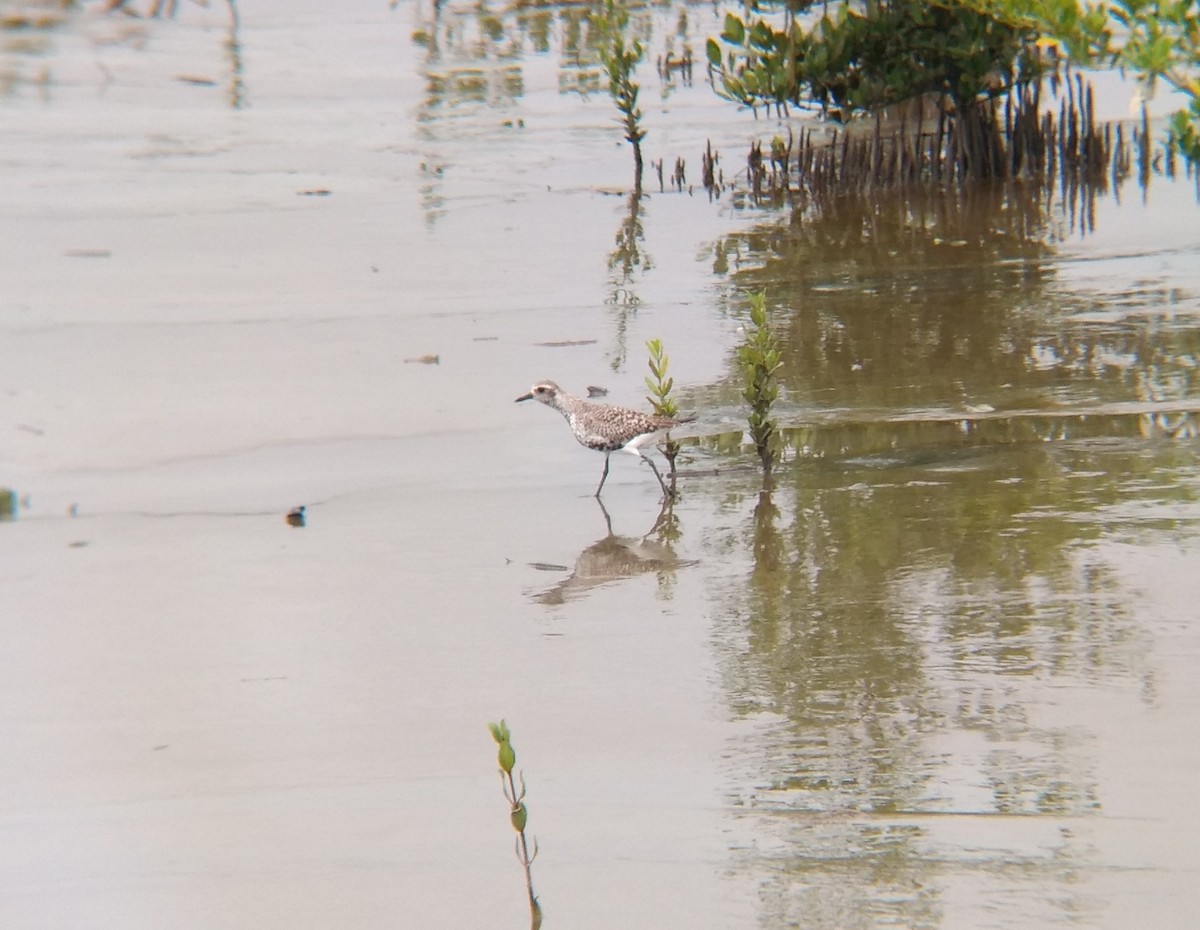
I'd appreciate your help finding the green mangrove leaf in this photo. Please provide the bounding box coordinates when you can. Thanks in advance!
[510,802,528,833]
[498,740,516,773]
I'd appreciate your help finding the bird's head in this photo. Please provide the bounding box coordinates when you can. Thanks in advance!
[515,381,561,406]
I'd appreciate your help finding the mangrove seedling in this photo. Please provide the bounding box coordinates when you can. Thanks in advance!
[645,338,682,492]
[593,0,647,190]
[737,290,782,481]
[488,720,543,929]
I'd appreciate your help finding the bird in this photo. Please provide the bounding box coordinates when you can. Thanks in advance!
[515,380,694,497]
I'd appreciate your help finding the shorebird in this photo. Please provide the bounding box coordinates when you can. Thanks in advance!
[515,380,694,497]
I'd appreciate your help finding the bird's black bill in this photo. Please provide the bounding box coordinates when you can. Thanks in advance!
[515,392,534,402]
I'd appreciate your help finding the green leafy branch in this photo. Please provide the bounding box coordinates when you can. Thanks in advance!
[968,0,1200,161]
[706,0,1046,121]
[488,721,543,929]
[645,338,682,490]
[593,0,648,188]
[737,290,783,482]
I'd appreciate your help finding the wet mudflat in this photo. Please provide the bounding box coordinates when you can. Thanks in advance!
[2,1,1199,928]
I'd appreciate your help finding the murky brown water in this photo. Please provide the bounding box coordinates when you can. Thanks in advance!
[2,1,1199,928]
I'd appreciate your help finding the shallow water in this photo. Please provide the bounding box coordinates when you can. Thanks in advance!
[2,2,1199,928]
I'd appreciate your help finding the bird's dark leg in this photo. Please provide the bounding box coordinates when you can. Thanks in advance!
[595,454,611,497]
[595,496,615,535]
[640,452,669,498]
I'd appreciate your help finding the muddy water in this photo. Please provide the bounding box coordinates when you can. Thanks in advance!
[2,2,1199,928]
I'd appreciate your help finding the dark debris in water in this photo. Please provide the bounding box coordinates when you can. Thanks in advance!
[529,562,569,572]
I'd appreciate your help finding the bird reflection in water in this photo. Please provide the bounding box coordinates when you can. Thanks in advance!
[531,498,696,606]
